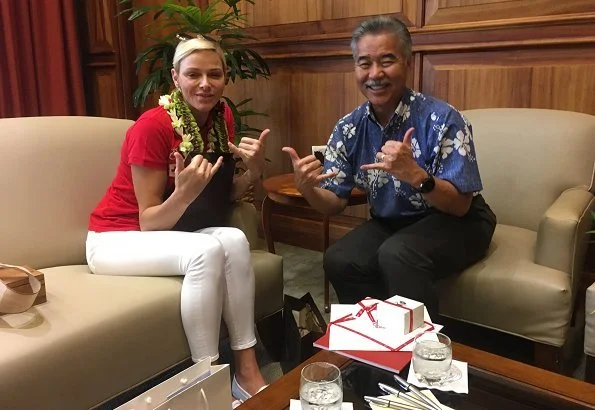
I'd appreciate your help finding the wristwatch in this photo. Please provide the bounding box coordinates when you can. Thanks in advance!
[418,172,436,194]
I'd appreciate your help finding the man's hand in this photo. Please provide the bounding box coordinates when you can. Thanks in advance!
[228,129,269,181]
[173,152,223,204]
[281,146,337,193]
[360,127,426,186]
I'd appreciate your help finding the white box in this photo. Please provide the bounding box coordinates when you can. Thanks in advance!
[376,295,425,335]
[116,358,231,410]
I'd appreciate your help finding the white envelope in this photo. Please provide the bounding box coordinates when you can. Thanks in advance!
[328,296,442,352]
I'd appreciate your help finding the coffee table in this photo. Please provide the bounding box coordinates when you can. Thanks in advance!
[238,345,595,409]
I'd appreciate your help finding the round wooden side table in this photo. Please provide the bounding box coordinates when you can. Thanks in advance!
[262,173,367,312]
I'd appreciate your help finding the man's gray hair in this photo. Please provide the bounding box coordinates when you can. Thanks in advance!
[350,15,412,62]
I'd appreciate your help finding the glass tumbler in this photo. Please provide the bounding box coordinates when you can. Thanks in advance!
[299,362,343,410]
[412,331,453,385]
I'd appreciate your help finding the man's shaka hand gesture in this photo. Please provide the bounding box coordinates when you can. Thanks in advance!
[282,146,337,193]
[360,127,425,186]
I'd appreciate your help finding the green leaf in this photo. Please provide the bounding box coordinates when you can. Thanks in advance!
[128,6,153,21]
[234,98,252,107]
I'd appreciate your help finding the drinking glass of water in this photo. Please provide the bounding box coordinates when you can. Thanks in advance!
[412,331,453,385]
[300,362,343,410]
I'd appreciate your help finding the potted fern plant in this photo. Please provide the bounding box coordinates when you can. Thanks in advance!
[120,0,270,143]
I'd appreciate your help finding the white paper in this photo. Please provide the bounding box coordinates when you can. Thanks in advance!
[407,360,469,394]
[368,391,454,410]
[289,399,353,409]
[328,297,442,352]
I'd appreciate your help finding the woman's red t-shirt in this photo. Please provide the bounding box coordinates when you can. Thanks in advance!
[88,104,235,232]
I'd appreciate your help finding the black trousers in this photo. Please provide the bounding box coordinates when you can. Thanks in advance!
[324,194,496,320]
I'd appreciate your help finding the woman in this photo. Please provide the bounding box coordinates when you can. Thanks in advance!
[86,35,268,405]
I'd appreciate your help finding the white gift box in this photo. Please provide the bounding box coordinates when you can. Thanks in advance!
[377,295,425,335]
[328,296,437,352]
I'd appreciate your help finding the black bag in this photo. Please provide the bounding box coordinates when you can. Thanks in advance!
[163,152,236,232]
[280,293,328,374]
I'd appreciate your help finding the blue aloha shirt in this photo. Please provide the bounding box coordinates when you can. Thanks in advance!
[320,88,483,218]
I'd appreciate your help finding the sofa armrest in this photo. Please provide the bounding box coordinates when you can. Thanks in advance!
[228,201,264,250]
[535,187,594,281]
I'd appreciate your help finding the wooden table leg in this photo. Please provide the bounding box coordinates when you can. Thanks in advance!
[261,195,276,254]
[323,215,330,313]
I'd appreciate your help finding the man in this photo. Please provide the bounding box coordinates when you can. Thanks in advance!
[282,16,496,320]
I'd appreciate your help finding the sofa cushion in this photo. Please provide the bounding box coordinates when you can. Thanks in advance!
[0,266,187,410]
[0,249,282,410]
[438,224,572,347]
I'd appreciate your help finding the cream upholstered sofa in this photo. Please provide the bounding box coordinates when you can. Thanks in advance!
[437,108,595,371]
[0,116,283,410]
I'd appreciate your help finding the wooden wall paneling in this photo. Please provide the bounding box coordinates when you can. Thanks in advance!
[215,0,416,51]
[421,46,595,115]
[403,0,424,28]
[86,0,116,54]
[424,0,595,28]
[87,67,122,118]
[81,0,136,119]
[225,0,403,27]
[413,19,595,52]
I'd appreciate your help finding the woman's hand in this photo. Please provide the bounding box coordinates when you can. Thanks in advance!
[173,152,223,204]
[228,129,269,182]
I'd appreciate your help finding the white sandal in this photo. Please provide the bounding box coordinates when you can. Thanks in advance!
[231,375,268,402]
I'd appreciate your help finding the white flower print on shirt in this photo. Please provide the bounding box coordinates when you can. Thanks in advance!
[411,138,421,158]
[342,123,356,139]
[328,167,346,185]
[365,169,390,199]
[355,173,368,190]
[391,176,406,196]
[402,104,411,120]
[368,169,389,188]
[325,140,345,163]
[409,193,425,209]
[440,138,454,159]
[454,130,471,156]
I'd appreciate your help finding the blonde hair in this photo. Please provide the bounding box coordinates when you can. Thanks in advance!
[172,35,227,73]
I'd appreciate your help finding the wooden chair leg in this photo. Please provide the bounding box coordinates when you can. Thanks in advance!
[586,355,595,384]
[534,342,563,373]
[256,309,284,362]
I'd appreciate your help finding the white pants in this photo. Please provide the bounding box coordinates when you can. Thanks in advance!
[86,227,256,362]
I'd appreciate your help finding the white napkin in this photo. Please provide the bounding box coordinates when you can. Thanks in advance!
[368,391,454,410]
[407,359,469,394]
[289,399,353,409]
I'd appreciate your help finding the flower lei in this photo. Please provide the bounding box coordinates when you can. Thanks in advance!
[159,89,230,158]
